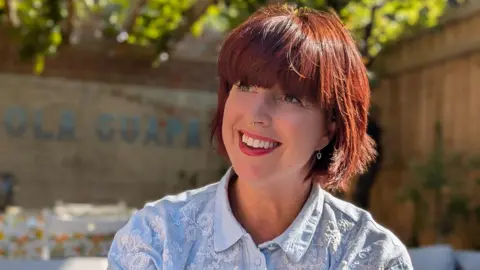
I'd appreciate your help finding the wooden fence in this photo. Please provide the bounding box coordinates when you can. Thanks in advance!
[369,2,480,249]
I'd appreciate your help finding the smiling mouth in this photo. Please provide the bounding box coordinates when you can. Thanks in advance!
[239,131,281,150]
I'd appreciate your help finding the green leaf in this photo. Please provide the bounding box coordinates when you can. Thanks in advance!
[144,27,160,39]
[206,4,221,16]
[191,19,204,37]
[34,54,45,75]
[49,30,62,45]
[446,196,470,221]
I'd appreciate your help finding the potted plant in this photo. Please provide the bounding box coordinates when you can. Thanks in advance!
[400,121,480,247]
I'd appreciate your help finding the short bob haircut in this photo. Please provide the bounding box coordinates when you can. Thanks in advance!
[210,4,376,192]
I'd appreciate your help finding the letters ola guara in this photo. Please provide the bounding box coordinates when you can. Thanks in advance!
[2,106,202,148]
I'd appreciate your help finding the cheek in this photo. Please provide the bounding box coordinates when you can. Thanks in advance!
[222,96,236,125]
[277,113,325,150]
[223,93,246,121]
[221,95,240,141]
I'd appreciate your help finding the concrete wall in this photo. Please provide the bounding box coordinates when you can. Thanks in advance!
[0,73,226,208]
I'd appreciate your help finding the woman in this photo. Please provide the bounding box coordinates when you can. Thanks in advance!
[108,4,412,270]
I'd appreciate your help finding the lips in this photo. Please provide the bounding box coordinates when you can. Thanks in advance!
[238,130,281,156]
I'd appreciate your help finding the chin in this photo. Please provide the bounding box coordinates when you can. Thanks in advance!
[231,161,274,184]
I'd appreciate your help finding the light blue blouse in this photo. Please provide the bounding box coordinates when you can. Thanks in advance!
[108,168,412,269]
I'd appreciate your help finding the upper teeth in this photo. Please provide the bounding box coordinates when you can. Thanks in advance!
[242,134,277,149]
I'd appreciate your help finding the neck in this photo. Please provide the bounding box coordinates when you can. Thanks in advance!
[229,173,313,245]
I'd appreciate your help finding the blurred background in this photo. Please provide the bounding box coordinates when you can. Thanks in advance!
[0,0,479,269]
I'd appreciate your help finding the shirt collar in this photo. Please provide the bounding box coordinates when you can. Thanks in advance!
[213,167,325,263]
[213,168,244,252]
[267,183,324,262]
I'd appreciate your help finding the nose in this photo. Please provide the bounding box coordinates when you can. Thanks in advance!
[248,92,272,127]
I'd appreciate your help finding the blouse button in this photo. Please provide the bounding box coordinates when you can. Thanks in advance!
[254,257,261,266]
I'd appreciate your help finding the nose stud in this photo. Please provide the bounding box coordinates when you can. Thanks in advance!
[249,121,256,127]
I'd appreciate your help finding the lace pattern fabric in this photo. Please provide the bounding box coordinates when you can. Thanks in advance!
[108,169,412,270]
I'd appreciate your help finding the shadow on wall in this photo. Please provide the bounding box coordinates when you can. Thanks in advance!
[0,172,18,212]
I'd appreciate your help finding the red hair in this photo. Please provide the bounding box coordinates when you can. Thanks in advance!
[210,4,376,192]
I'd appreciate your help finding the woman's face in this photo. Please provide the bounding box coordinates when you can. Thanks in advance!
[222,83,332,185]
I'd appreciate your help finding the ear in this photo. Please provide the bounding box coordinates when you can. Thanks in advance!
[316,117,337,151]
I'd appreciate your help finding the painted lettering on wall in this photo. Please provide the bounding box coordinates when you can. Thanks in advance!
[3,106,202,148]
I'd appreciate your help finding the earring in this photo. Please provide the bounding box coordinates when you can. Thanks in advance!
[316,151,322,160]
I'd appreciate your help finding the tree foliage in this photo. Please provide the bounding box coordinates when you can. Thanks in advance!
[0,0,466,73]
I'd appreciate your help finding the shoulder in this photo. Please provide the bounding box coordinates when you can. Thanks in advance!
[107,182,219,270]
[319,192,413,269]
[144,181,218,216]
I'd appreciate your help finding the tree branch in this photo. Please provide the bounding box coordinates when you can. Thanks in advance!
[161,0,214,52]
[3,0,20,27]
[325,0,350,14]
[363,3,383,68]
[62,0,76,44]
[121,0,148,34]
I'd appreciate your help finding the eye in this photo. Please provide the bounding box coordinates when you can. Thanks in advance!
[235,82,252,92]
[283,94,302,105]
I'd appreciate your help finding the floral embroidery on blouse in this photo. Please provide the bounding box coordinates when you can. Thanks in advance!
[108,168,413,270]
